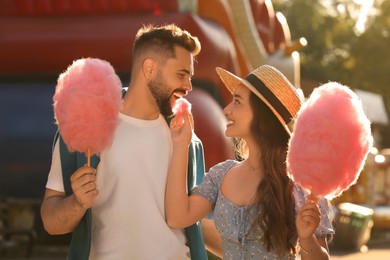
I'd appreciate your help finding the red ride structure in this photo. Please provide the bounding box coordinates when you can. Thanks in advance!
[0,0,306,243]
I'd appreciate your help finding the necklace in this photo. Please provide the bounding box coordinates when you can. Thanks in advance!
[246,161,261,172]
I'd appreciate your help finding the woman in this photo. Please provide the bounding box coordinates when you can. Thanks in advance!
[166,65,334,259]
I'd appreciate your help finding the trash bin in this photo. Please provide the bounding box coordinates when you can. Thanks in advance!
[333,202,374,250]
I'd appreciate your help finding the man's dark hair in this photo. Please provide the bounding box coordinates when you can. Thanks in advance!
[132,24,201,63]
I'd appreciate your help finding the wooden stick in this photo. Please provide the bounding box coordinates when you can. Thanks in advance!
[87,148,91,167]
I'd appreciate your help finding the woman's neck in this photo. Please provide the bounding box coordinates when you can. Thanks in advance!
[245,139,262,170]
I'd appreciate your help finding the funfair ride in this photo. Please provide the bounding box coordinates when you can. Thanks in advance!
[0,0,306,244]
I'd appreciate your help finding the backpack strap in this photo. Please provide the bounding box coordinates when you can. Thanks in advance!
[185,136,208,260]
[56,132,100,260]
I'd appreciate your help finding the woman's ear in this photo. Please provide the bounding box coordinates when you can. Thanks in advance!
[142,58,154,80]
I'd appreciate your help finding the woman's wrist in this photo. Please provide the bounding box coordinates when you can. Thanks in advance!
[300,243,317,254]
[172,142,190,151]
[298,235,320,255]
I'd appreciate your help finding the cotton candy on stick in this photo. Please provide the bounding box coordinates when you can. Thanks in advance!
[172,97,192,125]
[287,82,373,200]
[53,58,122,166]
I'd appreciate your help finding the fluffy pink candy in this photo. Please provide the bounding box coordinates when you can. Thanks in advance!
[53,58,122,155]
[287,82,373,199]
[172,98,192,124]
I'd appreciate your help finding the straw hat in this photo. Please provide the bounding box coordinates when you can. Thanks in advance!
[216,65,302,135]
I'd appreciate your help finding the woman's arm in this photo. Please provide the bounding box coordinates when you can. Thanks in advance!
[296,198,330,260]
[165,113,212,229]
[299,235,329,260]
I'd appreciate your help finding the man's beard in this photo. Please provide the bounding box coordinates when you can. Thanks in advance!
[148,72,173,118]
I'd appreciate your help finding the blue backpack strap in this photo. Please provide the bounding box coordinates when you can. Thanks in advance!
[58,135,77,195]
[164,116,208,260]
[57,133,100,260]
[185,136,208,260]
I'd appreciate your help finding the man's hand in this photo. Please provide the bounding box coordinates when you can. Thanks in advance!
[71,165,98,209]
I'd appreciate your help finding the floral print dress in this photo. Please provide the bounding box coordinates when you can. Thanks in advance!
[192,160,334,260]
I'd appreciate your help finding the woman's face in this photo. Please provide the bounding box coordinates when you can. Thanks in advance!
[223,84,254,139]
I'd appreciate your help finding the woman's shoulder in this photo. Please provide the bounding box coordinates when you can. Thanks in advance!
[208,159,237,175]
[192,160,238,200]
[206,160,237,182]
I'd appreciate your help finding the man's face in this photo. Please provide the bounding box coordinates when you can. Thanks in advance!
[148,46,194,117]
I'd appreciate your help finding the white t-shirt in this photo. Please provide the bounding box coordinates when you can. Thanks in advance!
[47,113,189,260]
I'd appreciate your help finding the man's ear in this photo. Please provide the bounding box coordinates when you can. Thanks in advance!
[143,58,155,80]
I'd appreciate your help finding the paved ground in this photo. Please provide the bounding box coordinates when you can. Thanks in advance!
[1,232,389,259]
[1,243,67,260]
[331,243,390,260]
[2,243,389,260]
[329,229,390,260]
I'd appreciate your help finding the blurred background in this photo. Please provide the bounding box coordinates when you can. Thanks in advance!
[0,0,389,258]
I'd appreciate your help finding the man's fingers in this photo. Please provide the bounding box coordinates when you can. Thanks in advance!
[73,182,98,209]
[71,173,96,190]
[71,166,96,181]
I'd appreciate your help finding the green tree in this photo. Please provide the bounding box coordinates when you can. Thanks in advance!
[352,0,390,146]
[273,0,390,147]
[273,0,357,82]
[350,0,390,97]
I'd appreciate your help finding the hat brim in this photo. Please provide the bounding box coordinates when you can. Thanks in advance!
[215,67,293,135]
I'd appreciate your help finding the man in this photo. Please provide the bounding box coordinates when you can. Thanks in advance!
[41,24,208,259]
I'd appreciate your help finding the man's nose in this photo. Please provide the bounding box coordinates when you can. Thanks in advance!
[184,79,192,92]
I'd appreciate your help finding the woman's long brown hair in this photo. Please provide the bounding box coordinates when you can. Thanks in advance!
[235,92,297,255]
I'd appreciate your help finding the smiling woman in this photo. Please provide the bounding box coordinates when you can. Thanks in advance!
[166,64,334,259]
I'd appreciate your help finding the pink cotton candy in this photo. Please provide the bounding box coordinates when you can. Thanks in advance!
[53,58,122,155]
[172,98,192,124]
[287,82,373,199]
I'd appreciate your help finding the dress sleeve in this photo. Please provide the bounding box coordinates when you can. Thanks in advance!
[316,198,335,237]
[293,184,335,237]
[191,160,234,208]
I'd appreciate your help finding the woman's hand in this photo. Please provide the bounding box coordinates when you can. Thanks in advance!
[296,195,330,259]
[296,195,320,240]
[170,111,193,146]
